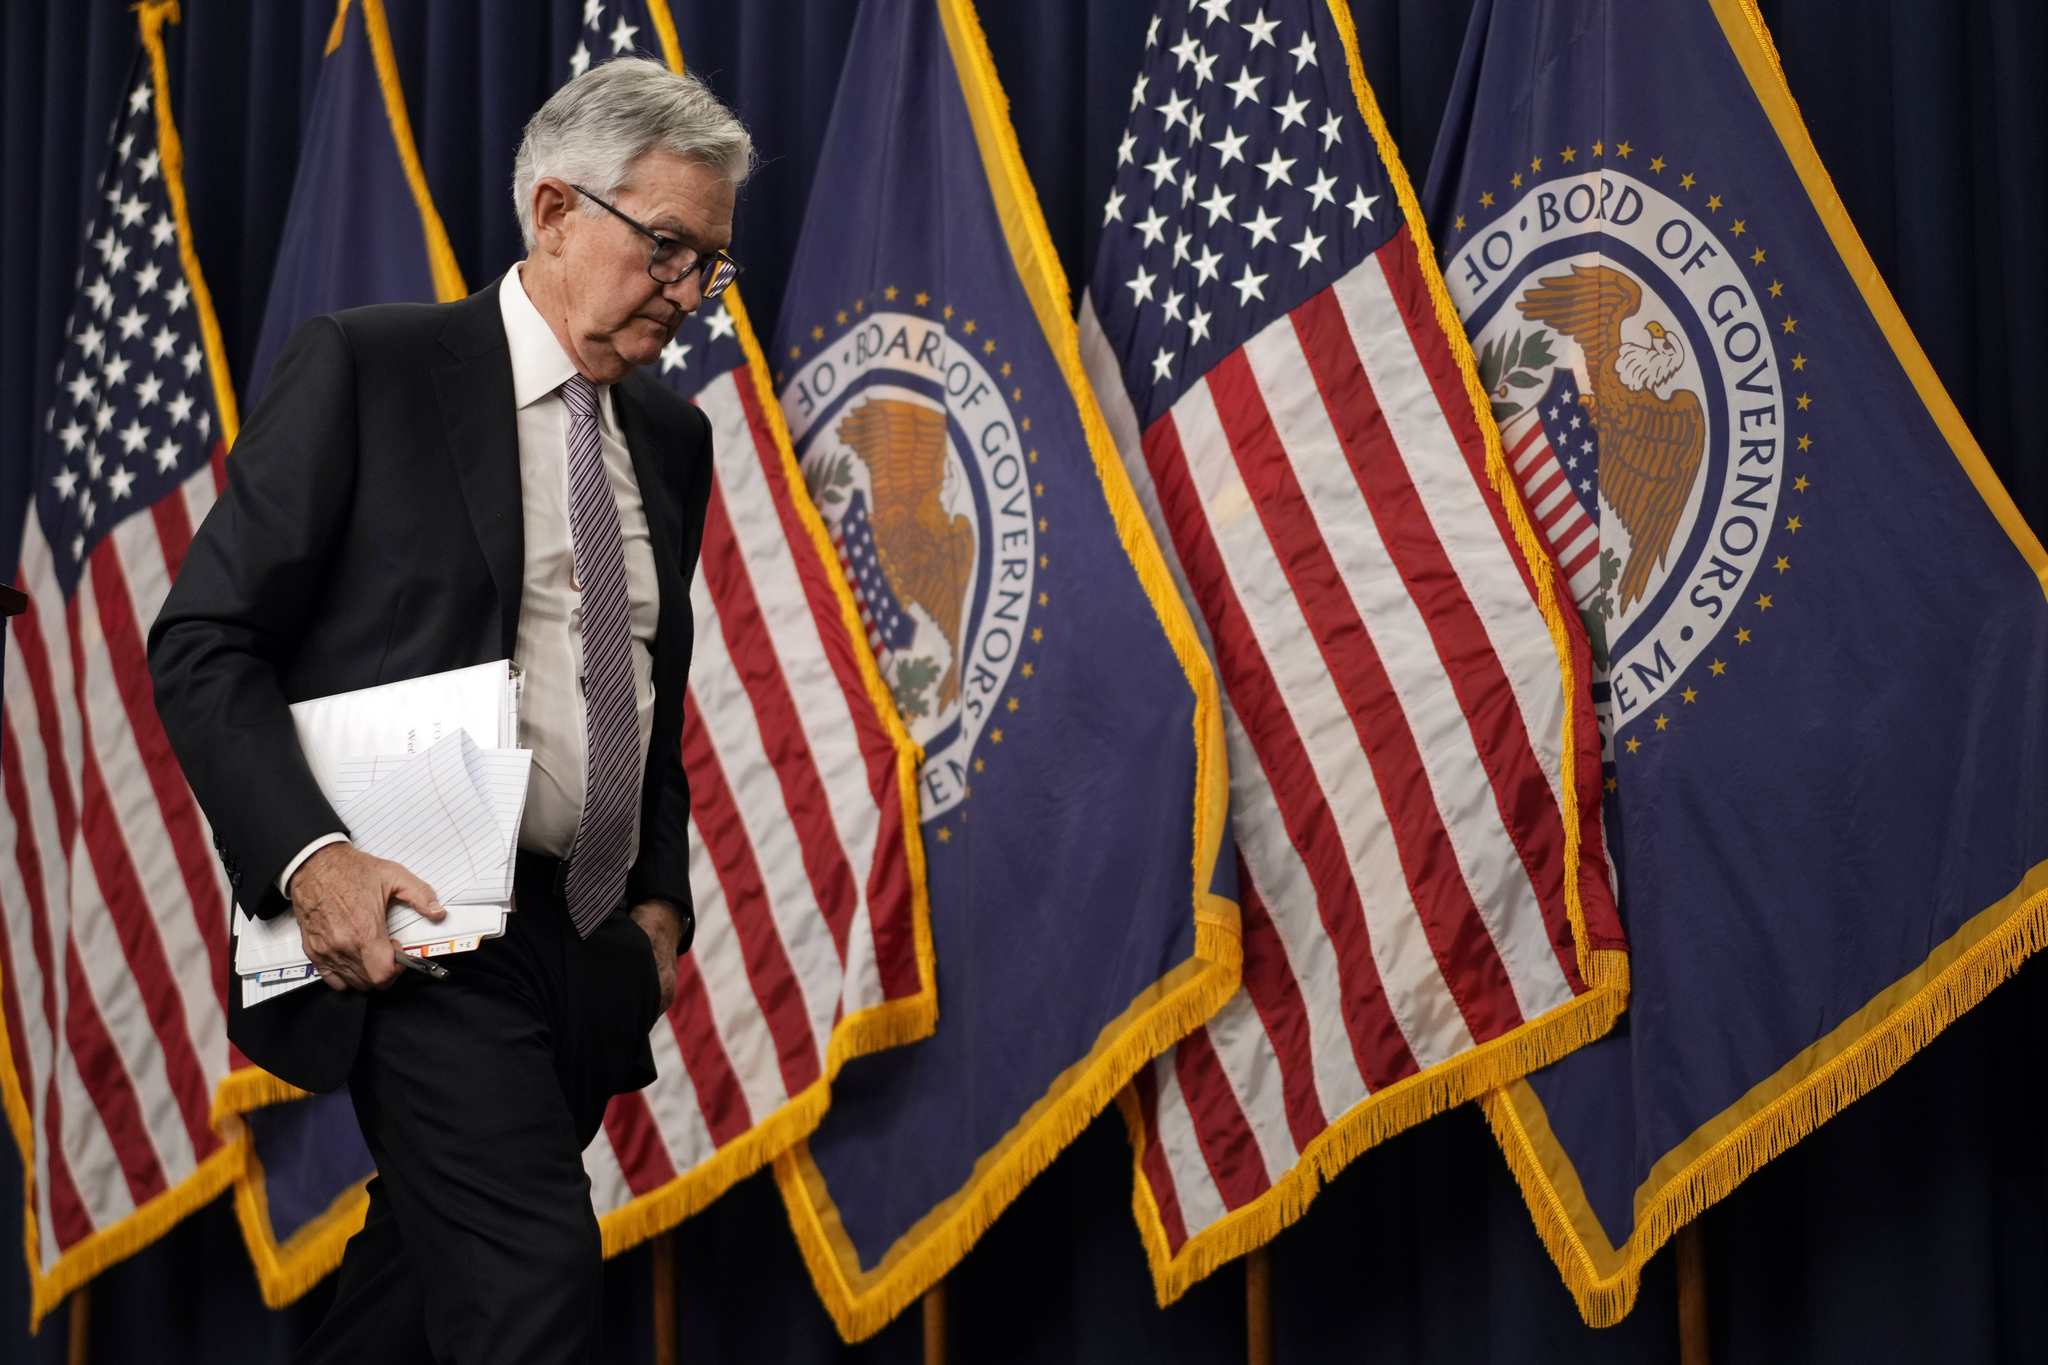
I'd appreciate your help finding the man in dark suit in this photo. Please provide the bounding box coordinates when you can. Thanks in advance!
[147,59,750,1364]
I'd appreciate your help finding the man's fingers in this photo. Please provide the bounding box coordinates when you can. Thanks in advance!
[387,865,446,922]
[320,969,347,992]
[360,932,403,988]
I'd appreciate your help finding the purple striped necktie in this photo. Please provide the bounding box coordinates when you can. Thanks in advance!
[559,373,638,937]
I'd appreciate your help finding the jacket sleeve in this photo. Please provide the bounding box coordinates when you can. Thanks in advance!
[625,398,714,921]
[147,317,360,919]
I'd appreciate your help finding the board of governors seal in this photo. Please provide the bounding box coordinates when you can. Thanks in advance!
[1445,169,1786,758]
[782,310,1035,820]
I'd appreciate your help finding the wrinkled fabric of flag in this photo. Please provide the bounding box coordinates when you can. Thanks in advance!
[1424,0,2048,1325]
[0,3,247,1326]
[766,0,1239,1339]
[1079,0,1625,1304]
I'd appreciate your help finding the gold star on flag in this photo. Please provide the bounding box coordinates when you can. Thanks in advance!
[1654,714,1668,731]
[1530,156,1542,172]
[1626,736,1642,754]
[943,304,954,318]
[937,827,952,842]
[916,291,930,306]
[1797,434,1813,451]
[1791,354,1806,370]
[1031,628,1043,642]
[991,730,1004,744]
[1617,141,1634,158]
[1511,172,1523,189]
[1752,248,1767,264]
[1796,393,1811,409]
[974,758,984,772]
[789,345,802,359]
[1756,593,1774,610]
[1681,688,1698,704]
[1680,172,1696,189]
[1479,191,1495,208]
[1038,518,1048,531]
[1785,516,1802,533]
[1769,280,1784,297]
[885,285,899,300]
[1455,214,1467,231]
[1561,146,1576,162]
[1782,315,1798,333]
[1774,556,1791,573]
[1034,482,1044,495]
[1730,219,1746,235]
[1649,155,1666,172]
[812,325,825,340]
[964,319,977,333]
[1007,697,1019,712]
[854,299,865,313]
[985,340,997,354]
[1592,140,1604,156]
[1606,776,1618,792]
[1737,628,1753,643]
[1002,362,1012,376]
[836,310,847,324]
[1706,195,1723,211]
[1794,475,1811,492]
[1037,591,1048,605]
[1710,658,1727,675]
[1022,662,1034,676]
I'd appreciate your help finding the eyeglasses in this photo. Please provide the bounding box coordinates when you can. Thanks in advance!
[570,183,742,298]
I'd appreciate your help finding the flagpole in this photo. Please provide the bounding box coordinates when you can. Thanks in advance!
[922,1281,947,1365]
[1246,1247,1273,1365]
[651,1230,675,1365]
[1675,1221,1708,1364]
[66,1282,89,1365]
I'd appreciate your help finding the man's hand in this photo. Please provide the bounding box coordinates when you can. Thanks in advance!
[630,900,683,1013]
[290,842,443,992]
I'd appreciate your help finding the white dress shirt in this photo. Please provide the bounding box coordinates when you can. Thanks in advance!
[279,264,661,893]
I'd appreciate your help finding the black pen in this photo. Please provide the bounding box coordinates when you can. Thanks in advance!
[394,950,450,981]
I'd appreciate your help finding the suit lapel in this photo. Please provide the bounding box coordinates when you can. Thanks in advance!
[433,283,524,662]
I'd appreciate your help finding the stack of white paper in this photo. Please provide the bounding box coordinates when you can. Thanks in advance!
[235,663,530,1006]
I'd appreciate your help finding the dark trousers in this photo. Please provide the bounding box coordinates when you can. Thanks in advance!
[294,853,663,1365]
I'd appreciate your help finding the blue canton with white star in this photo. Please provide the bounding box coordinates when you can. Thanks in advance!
[1089,0,1398,428]
[1537,370,1601,521]
[40,57,222,599]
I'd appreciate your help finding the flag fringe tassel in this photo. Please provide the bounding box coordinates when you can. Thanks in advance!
[776,917,1243,1343]
[1122,949,1629,1306]
[1487,884,2048,1328]
[231,1148,370,1310]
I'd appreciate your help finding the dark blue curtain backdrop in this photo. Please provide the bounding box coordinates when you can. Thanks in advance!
[3,0,2045,1359]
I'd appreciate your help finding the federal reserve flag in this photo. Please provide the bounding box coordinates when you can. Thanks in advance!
[768,0,1239,1338]
[1425,0,2048,1324]
[1079,0,1626,1303]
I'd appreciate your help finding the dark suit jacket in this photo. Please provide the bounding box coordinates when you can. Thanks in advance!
[147,280,712,1093]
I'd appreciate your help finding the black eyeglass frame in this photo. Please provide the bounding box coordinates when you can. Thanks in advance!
[569,183,742,297]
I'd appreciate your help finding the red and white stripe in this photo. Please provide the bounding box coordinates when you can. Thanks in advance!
[1083,227,1613,1270]
[1503,409,1603,599]
[1,452,237,1281]
[582,364,926,1222]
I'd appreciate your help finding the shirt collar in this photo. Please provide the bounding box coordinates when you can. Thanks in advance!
[499,263,588,409]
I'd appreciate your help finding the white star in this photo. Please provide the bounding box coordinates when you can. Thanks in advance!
[1186,107,1206,143]
[1566,456,1578,469]
[52,468,78,499]
[1582,438,1594,452]
[1102,189,1127,225]
[65,372,96,406]
[106,239,131,274]
[1170,32,1202,69]
[1290,227,1327,267]
[87,443,105,477]
[582,0,603,24]
[1256,148,1296,187]
[1319,110,1344,149]
[150,214,175,248]
[118,419,149,454]
[1158,91,1191,132]
[195,410,211,440]
[93,401,115,434]
[1125,264,1159,305]
[74,323,105,359]
[134,261,161,295]
[1306,170,1339,210]
[1188,306,1214,344]
[117,195,147,228]
[166,391,193,425]
[1177,166,1198,206]
[704,307,737,340]
[86,278,114,317]
[166,279,190,312]
[135,373,163,408]
[1130,73,1149,112]
[1151,347,1175,382]
[1243,206,1282,246]
[1275,93,1311,131]
[569,41,592,78]
[103,355,132,387]
[151,324,177,359]
[128,83,151,114]
[660,340,690,373]
[116,307,147,340]
[1116,131,1137,166]
[1232,264,1270,306]
[1581,478,1593,492]
[1290,31,1319,70]
[94,229,118,263]
[1145,15,1160,46]
[137,149,161,182]
[70,534,83,561]
[1136,207,1169,247]
[1241,9,1278,48]
[1198,186,1236,225]
[58,421,85,453]
[79,490,96,529]
[1210,126,1248,166]
[1171,229,1193,265]
[1225,67,1264,107]
[154,436,181,472]
[1145,148,1180,189]
[1161,289,1186,323]
[1192,245,1224,285]
[117,133,135,163]
[107,466,136,500]
[1569,414,1582,429]
[1196,0,1231,25]
[1347,187,1380,225]
[182,342,203,377]
[608,16,638,52]
[1191,47,1219,86]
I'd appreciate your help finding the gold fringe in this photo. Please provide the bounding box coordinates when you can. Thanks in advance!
[1127,951,1629,1304]
[1324,0,1615,990]
[232,1136,370,1310]
[209,1067,310,1128]
[1490,881,2048,1327]
[777,920,1242,1342]
[339,0,466,302]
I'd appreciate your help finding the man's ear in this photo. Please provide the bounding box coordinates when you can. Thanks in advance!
[531,178,577,256]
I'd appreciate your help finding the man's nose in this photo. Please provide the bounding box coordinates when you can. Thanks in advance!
[661,271,704,314]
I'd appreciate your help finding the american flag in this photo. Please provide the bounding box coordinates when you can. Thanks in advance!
[1,39,246,1323]
[1077,0,1627,1300]
[563,3,936,1253]
[1503,370,1605,604]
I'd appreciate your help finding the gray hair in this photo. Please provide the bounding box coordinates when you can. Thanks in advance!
[512,58,753,250]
